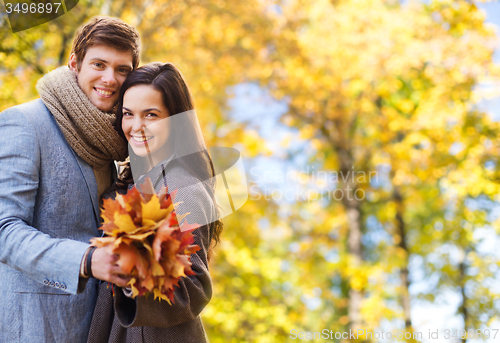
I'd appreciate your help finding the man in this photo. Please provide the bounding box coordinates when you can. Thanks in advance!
[0,16,140,342]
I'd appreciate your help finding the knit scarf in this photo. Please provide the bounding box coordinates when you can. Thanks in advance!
[36,66,128,170]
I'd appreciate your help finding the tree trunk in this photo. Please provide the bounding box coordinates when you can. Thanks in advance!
[338,149,364,334]
[346,205,363,332]
[393,187,412,331]
[459,253,468,343]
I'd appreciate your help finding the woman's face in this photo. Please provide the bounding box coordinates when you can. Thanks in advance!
[121,85,171,160]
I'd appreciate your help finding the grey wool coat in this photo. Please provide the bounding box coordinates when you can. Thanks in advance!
[0,99,100,343]
[87,160,215,343]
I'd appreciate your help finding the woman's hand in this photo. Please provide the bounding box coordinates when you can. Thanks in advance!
[91,245,131,287]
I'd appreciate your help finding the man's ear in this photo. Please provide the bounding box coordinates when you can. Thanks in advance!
[68,53,79,72]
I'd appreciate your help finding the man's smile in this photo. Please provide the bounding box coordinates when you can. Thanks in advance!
[94,87,115,98]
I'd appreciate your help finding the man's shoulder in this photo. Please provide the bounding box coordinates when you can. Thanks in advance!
[1,98,49,117]
[0,99,54,130]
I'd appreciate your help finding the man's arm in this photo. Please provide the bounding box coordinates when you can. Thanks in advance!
[0,107,89,294]
[0,107,131,293]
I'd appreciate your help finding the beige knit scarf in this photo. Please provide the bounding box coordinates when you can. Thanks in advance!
[36,66,128,170]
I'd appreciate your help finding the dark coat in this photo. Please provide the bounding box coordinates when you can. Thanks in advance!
[87,161,215,343]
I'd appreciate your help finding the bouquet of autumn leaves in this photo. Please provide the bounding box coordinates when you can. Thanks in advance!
[90,179,200,304]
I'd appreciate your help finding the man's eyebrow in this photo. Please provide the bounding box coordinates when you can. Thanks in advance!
[89,57,108,63]
[88,58,132,69]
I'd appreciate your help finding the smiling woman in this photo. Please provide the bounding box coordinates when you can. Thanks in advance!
[121,85,172,165]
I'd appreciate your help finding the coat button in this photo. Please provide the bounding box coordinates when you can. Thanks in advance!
[43,279,49,285]
[49,280,55,287]
[54,282,60,288]
[60,283,67,290]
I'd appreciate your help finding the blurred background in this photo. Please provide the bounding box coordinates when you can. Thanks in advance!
[2,0,500,342]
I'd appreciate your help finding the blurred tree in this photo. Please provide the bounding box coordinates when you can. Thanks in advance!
[264,0,500,339]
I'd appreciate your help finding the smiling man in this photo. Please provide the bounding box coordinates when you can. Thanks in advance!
[69,45,132,112]
[0,17,140,343]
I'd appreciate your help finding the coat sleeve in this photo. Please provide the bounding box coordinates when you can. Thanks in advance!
[0,107,90,295]
[114,178,214,328]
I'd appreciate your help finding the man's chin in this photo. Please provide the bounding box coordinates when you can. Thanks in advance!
[89,96,116,112]
[94,101,115,113]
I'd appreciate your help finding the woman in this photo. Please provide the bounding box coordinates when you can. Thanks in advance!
[87,62,223,343]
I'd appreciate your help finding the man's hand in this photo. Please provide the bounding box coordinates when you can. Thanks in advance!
[91,245,131,287]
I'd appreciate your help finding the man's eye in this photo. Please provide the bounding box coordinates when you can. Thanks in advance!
[94,62,104,68]
[119,68,130,74]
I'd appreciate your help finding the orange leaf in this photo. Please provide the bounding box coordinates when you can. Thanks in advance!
[90,236,114,248]
[179,221,200,233]
[114,243,140,274]
[101,197,125,223]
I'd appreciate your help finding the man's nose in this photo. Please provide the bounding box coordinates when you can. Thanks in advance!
[101,68,117,86]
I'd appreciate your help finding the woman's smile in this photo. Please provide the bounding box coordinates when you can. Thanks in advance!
[130,134,154,145]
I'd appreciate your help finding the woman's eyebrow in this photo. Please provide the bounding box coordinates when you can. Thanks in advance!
[122,107,162,113]
[142,108,162,113]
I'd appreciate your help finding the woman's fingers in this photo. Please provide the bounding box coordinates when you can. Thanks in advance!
[110,273,131,288]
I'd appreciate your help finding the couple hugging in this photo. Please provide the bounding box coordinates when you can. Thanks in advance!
[0,16,222,343]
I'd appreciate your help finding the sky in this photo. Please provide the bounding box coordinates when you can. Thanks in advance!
[477,1,500,121]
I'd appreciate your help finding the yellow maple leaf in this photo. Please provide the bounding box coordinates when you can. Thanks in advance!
[151,259,165,277]
[153,288,172,304]
[112,212,137,233]
[142,194,171,223]
[128,231,156,241]
[129,278,140,297]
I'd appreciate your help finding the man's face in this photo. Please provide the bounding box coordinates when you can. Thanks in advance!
[69,45,133,112]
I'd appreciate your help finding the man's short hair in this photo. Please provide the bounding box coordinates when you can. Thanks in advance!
[70,16,140,70]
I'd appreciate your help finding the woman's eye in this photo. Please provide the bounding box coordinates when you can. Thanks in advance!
[123,112,132,117]
[146,113,158,118]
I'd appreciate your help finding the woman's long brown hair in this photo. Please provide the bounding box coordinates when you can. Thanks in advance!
[114,62,223,259]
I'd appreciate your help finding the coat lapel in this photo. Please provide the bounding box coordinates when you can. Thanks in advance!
[70,149,100,226]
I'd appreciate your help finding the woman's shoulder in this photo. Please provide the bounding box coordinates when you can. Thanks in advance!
[160,163,210,195]
[161,164,216,226]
